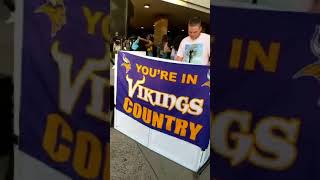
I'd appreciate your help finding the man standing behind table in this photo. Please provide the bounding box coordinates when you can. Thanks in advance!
[175,16,210,66]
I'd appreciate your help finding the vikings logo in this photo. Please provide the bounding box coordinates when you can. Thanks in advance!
[202,70,210,88]
[121,55,131,73]
[294,25,320,105]
[34,0,66,37]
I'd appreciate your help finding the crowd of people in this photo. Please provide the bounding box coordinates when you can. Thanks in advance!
[111,32,185,60]
[111,16,210,66]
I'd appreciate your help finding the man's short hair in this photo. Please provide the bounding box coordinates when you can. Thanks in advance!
[188,16,202,27]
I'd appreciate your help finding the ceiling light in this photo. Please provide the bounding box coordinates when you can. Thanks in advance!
[144,4,150,8]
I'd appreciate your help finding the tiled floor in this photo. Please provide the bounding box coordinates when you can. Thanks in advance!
[110,128,157,180]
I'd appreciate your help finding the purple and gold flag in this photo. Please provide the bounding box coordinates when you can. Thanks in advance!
[116,52,210,150]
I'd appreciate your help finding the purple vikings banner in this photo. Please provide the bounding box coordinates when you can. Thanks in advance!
[19,0,110,179]
[212,5,320,180]
[116,52,210,150]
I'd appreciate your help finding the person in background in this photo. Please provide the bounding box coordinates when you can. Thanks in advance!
[159,34,171,59]
[112,32,122,54]
[111,32,122,59]
[171,35,184,60]
[122,37,131,51]
[170,45,176,60]
[152,38,157,57]
[138,34,154,56]
[175,16,210,65]
[113,38,122,54]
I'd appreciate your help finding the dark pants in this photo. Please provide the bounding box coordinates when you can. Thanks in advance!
[0,75,13,180]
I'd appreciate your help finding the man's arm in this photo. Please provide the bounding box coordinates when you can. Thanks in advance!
[138,37,149,43]
[138,37,153,47]
[175,39,185,61]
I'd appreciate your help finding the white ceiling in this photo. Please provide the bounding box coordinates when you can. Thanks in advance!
[129,0,210,31]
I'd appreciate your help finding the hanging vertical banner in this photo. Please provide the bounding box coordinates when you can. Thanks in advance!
[212,5,320,180]
[18,0,110,179]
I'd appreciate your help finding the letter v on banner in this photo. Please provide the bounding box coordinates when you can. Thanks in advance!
[51,40,108,118]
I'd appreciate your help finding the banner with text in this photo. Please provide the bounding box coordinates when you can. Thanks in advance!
[19,0,110,179]
[116,52,210,150]
[211,5,320,180]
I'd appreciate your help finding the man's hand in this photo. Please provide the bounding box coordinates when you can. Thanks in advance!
[175,56,183,61]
